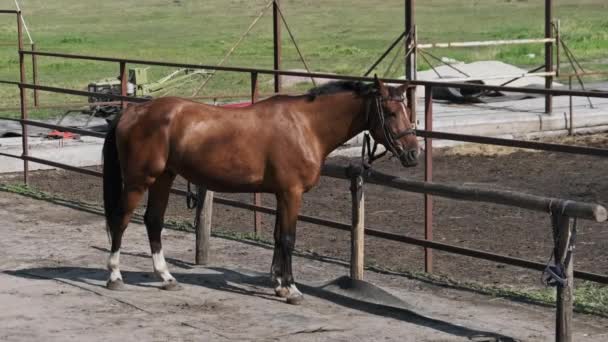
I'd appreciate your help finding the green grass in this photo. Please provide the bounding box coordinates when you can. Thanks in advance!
[2,181,608,317]
[0,0,607,117]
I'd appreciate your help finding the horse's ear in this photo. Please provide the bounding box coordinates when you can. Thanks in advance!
[373,74,381,87]
[397,84,408,102]
[373,74,388,95]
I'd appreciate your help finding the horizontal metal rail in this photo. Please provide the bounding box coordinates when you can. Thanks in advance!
[3,150,606,284]
[17,82,147,103]
[18,50,608,99]
[417,130,608,157]
[0,117,106,138]
[417,38,555,49]
[0,80,19,86]
[3,120,608,160]
[0,101,122,111]
[0,152,103,177]
[0,10,19,14]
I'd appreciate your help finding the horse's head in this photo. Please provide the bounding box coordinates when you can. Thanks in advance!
[366,76,420,167]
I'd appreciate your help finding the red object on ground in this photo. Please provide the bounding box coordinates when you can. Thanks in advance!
[46,130,78,140]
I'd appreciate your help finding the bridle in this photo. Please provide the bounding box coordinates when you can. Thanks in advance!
[362,91,416,166]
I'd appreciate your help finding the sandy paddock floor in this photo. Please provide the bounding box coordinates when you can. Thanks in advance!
[1,191,608,341]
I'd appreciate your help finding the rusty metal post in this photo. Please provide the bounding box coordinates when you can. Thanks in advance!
[568,76,573,135]
[405,0,416,122]
[251,72,262,236]
[119,62,127,109]
[350,168,365,281]
[31,43,38,107]
[424,85,433,273]
[544,0,553,114]
[272,0,281,93]
[555,19,560,78]
[17,12,28,184]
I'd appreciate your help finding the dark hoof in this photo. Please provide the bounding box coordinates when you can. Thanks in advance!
[286,294,304,305]
[161,280,182,291]
[106,279,125,291]
[275,287,289,298]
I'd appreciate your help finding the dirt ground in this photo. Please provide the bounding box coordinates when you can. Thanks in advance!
[6,133,608,292]
[2,191,608,341]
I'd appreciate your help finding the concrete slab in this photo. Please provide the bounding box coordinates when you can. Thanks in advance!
[411,61,562,99]
[0,136,103,173]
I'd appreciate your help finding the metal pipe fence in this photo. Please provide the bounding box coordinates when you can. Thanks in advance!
[0,2,605,339]
[2,48,608,281]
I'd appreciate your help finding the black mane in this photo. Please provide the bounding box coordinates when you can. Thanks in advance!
[306,80,375,101]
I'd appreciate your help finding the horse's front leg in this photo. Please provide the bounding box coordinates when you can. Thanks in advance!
[271,190,304,305]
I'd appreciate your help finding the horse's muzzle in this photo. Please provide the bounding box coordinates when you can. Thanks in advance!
[399,148,419,167]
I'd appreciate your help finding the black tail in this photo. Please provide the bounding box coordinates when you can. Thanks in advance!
[102,119,122,238]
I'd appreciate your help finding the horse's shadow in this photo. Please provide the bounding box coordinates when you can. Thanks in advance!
[4,255,517,342]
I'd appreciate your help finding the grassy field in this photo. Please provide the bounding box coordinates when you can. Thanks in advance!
[0,0,607,116]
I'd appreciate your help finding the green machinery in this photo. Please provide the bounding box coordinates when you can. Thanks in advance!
[87,67,208,115]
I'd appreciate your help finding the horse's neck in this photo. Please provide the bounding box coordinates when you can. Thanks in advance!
[308,93,368,158]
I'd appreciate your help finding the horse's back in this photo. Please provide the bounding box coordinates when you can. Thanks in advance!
[114,96,323,192]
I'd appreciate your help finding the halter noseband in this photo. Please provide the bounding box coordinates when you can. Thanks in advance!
[363,92,416,165]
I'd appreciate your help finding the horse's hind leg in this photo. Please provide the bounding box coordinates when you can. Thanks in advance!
[144,170,179,290]
[107,188,146,290]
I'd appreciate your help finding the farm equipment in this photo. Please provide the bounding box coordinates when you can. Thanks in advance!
[86,67,209,116]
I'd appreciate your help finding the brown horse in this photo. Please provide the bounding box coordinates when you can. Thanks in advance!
[102,77,419,304]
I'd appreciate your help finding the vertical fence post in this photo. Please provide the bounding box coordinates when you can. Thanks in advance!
[554,215,574,342]
[544,0,553,114]
[17,11,28,185]
[251,72,262,236]
[349,167,365,281]
[568,76,573,136]
[272,0,281,93]
[31,43,38,107]
[424,85,433,273]
[119,62,127,109]
[555,19,560,78]
[405,0,416,121]
[195,187,214,265]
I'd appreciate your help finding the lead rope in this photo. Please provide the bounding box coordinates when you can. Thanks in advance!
[186,181,198,209]
[361,95,395,168]
[542,200,577,287]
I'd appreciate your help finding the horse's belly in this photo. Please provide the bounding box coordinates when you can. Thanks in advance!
[170,150,267,193]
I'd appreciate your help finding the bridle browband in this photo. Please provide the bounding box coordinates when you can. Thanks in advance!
[362,91,416,166]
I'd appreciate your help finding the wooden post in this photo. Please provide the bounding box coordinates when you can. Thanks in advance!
[350,170,365,281]
[195,187,214,265]
[555,215,574,342]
